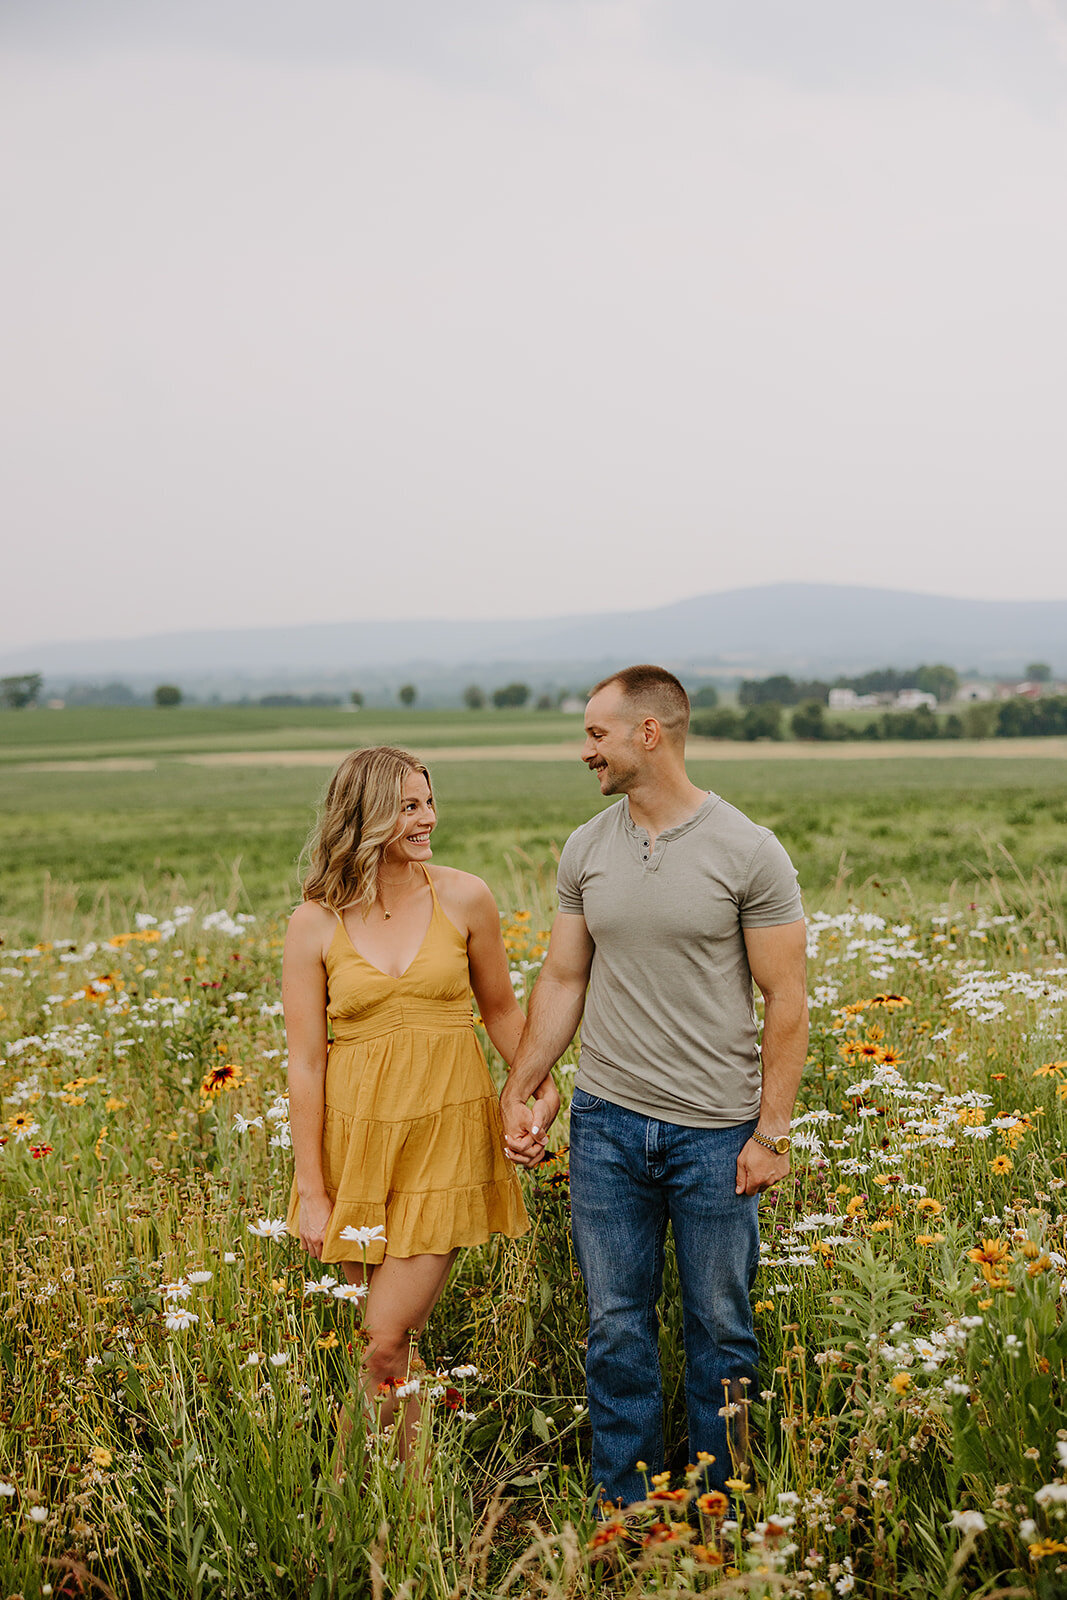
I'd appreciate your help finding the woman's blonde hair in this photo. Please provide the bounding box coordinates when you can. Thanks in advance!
[301,746,432,914]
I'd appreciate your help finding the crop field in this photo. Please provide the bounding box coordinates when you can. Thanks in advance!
[4,709,1067,1597]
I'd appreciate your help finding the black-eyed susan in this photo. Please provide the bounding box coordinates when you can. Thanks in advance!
[200,1062,242,1096]
[988,1154,1013,1176]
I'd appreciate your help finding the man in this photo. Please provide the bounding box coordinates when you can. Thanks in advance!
[501,664,807,1508]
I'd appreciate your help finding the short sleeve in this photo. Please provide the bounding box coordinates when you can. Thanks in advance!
[739,832,804,928]
[556,830,585,915]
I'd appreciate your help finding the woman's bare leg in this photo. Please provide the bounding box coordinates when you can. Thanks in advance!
[340,1250,458,1459]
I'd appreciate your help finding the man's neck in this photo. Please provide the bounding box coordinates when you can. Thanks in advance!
[624,770,709,838]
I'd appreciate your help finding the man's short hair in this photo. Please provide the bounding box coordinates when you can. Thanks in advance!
[590,664,690,743]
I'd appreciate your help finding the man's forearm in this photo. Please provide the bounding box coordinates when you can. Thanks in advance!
[756,995,809,1132]
[502,975,585,1107]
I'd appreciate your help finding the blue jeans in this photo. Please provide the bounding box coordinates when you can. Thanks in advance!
[568,1089,760,1509]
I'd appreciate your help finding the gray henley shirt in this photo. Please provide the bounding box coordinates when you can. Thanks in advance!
[557,792,804,1128]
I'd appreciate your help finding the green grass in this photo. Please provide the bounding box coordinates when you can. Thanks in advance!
[0,705,583,762]
[4,708,1066,944]
[4,751,1067,945]
[5,870,1067,1596]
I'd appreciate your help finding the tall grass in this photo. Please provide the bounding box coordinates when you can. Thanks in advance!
[4,864,1067,1596]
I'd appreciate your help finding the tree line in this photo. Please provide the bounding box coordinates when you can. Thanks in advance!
[692,696,1067,743]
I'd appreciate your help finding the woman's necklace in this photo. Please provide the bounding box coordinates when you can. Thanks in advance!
[378,868,417,921]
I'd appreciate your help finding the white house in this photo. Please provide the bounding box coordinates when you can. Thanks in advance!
[893,689,938,711]
[829,688,882,710]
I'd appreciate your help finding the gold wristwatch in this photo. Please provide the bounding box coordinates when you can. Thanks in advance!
[752,1129,791,1155]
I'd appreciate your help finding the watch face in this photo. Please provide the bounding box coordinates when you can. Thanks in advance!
[775,1137,790,1154]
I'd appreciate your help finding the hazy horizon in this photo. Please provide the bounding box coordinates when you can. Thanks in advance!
[4,1,1067,653]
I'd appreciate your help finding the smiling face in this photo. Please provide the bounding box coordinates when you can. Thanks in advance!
[581,684,645,795]
[382,768,436,868]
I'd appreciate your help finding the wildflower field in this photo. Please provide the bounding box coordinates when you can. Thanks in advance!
[3,721,1067,1598]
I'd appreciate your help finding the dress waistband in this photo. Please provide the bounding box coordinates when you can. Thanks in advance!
[330,1003,475,1044]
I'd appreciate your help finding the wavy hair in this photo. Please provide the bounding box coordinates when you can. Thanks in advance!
[300,746,431,914]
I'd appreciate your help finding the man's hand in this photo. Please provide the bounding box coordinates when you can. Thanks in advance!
[735,1138,790,1196]
[501,1074,559,1167]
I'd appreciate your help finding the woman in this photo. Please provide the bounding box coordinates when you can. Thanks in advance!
[284,745,557,1458]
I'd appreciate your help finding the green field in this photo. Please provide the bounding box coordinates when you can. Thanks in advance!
[4,707,1067,943]
[6,706,1067,1596]
[0,705,583,762]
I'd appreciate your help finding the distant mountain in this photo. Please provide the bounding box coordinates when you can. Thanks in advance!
[3,585,1063,695]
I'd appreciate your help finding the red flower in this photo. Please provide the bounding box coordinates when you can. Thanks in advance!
[30,1144,53,1159]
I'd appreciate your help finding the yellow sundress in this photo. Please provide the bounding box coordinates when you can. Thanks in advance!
[285,868,529,1264]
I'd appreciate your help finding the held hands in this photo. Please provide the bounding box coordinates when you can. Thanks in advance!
[299,1193,334,1259]
[735,1138,790,1197]
[502,1075,561,1167]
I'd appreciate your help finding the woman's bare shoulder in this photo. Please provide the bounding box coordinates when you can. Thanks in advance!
[286,900,337,944]
[429,865,499,924]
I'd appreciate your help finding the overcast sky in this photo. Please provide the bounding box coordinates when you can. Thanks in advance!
[3,0,1067,654]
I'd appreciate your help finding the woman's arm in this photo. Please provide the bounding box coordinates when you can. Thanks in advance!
[283,902,333,1259]
[464,876,525,1062]
[462,876,561,1158]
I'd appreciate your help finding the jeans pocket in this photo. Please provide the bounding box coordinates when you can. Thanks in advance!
[569,1087,604,1114]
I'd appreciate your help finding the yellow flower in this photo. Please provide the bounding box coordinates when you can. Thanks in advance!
[845,1196,867,1217]
[1029,1539,1067,1560]
[915,1233,945,1247]
[889,1372,911,1394]
[724,1477,750,1492]
[90,1446,113,1469]
[915,1198,943,1215]
[968,1238,1011,1269]
[316,1332,340,1351]
[105,1097,127,1113]
[871,1220,893,1233]
[988,1155,1013,1176]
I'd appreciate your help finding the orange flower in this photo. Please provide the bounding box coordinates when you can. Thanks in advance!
[696,1491,729,1518]
[642,1521,684,1547]
[588,1522,627,1550]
